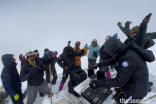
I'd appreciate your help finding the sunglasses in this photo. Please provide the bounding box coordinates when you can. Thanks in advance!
[129,31,137,34]
[45,51,49,53]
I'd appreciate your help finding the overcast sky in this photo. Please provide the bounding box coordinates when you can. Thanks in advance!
[0,0,156,80]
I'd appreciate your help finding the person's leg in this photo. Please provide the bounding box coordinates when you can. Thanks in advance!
[45,66,50,83]
[88,58,91,69]
[38,79,53,98]
[105,71,111,79]
[51,67,58,85]
[27,85,38,104]
[59,70,69,91]
[17,88,24,104]
[91,59,96,68]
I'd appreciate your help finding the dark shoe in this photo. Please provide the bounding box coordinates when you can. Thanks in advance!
[39,92,44,97]
[148,87,152,92]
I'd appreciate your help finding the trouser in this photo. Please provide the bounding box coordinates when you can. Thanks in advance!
[88,58,96,69]
[112,88,142,104]
[10,88,24,104]
[61,69,70,83]
[45,65,58,84]
[75,65,82,69]
[27,79,50,104]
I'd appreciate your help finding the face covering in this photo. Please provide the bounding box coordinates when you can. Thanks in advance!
[28,59,36,65]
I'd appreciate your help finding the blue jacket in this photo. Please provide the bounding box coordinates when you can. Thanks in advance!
[1,54,21,97]
[43,51,53,59]
[87,45,100,59]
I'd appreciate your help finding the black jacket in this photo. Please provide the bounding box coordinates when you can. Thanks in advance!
[57,48,84,73]
[20,59,45,86]
[99,45,112,60]
[97,47,149,98]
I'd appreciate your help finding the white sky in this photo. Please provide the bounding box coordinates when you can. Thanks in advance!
[0,0,156,80]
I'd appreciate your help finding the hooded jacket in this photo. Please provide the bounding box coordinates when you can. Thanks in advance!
[1,54,21,97]
[87,39,100,59]
[57,47,84,73]
[99,44,112,60]
[97,37,150,98]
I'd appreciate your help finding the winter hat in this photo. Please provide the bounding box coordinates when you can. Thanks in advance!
[131,26,139,34]
[75,41,81,46]
[26,51,35,57]
[105,37,125,56]
[113,33,118,39]
[65,47,73,53]
[44,48,49,53]
[92,39,98,44]
[105,35,112,41]
[34,50,39,55]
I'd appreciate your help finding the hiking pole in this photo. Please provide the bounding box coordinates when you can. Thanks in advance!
[49,64,52,104]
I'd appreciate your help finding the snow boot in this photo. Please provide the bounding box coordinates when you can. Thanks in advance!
[59,81,64,91]
[39,92,44,97]
[106,71,111,79]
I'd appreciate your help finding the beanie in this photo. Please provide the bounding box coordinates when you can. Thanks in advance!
[44,48,49,53]
[75,41,81,46]
[131,26,140,34]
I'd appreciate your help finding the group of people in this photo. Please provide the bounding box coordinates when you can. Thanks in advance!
[1,13,156,104]
[89,13,156,104]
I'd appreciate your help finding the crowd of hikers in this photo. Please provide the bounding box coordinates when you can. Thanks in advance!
[1,13,156,104]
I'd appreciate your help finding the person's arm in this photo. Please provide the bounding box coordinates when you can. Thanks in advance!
[20,65,29,82]
[146,32,156,39]
[1,73,17,97]
[97,56,138,87]
[42,57,53,64]
[124,21,132,39]
[87,45,91,50]
[82,48,88,56]
[97,55,119,66]
[57,55,65,69]
[136,13,152,48]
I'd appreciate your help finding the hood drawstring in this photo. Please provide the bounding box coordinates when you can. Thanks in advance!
[68,59,74,65]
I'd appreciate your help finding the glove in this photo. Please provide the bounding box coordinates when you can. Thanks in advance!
[28,68,36,76]
[19,54,25,64]
[84,43,88,48]
[89,80,99,89]
[14,94,19,100]
[125,21,132,27]
[117,22,122,27]
[52,51,58,58]
[81,49,85,54]
[42,66,47,71]
[92,63,99,69]
[141,13,152,26]
[93,51,98,57]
